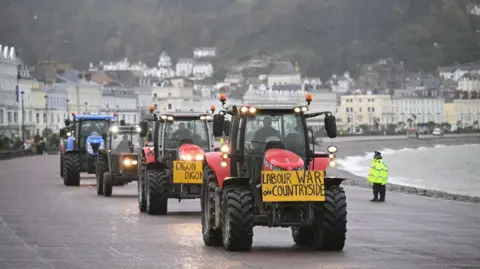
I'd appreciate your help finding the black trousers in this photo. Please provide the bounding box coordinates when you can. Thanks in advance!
[372,183,386,201]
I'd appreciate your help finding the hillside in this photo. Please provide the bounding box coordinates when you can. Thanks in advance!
[1,0,480,79]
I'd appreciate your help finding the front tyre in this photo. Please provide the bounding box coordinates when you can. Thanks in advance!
[63,154,80,186]
[60,154,64,177]
[96,156,107,195]
[201,166,222,246]
[138,160,147,212]
[103,172,113,197]
[221,186,254,251]
[146,170,169,215]
[315,186,347,251]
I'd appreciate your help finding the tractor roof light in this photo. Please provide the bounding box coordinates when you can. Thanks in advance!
[206,115,212,120]
[220,161,228,168]
[210,105,215,113]
[200,116,206,120]
[110,126,119,133]
[136,126,141,132]
[248,107,257,114]
[301,106,308,112]
[294,107,301,113]
[161,115,167,120]
[327,145,338,153]
[167,116,174,121]
[306,93,312,106]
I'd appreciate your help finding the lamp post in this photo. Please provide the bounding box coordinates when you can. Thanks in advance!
[66,98,69,118]
[84,102,88,112]
[21,91,25,142]
[116,105,120,123]
[44,95,48,135]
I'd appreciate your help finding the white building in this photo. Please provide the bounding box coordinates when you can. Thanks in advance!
[101,87,139,124]
[44,85,68,133]
[65,81,102,115]
[438,64,480,81]
[457,73,480,92]
[393,97,444,124]
[267,62,301,88]
[0,44,20,137]
[176,58,195,77]
[192,61,213,79]
[193,47,216,59]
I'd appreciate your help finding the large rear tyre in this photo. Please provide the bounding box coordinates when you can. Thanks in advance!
[138,160,147,212]
[201,166,222,246]
[103,172,113,197]
[96,156,107,195]
[315,186,347,251]
[291,226,314,246]
[221,186,254,251]
[63,154,80,186]
[146,170,169,215]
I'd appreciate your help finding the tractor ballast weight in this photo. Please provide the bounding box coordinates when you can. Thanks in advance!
[59,113,115,186]
[95,122,142,197]
[201,93,347,251]
[137,109,215,215]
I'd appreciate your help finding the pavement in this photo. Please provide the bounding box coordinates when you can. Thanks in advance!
[1,155,480,269]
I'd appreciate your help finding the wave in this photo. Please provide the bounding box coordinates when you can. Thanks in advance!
[336,144,478,189]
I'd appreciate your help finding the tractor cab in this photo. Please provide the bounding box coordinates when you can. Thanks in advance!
[95,120,142,197]
[200,93,347,252]
[59,113,115,186]
[137,108,215,215]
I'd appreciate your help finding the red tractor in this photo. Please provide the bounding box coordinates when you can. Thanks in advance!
[201,93,346,251]
[138,109,216,215]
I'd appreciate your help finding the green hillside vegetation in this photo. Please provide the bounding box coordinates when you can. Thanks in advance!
[1,0,479,79]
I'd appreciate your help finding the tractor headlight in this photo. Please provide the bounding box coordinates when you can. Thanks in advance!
[66,132,72,136]
[99,141,105,150]
[110,126,119,133]
[136,126,141,132]
[220,144,230,154]
[87,143,93,154]
[327,146,338,153]
[180,154,193,161]
[329,160,336,167]
[195,154,204,161]
[123,158,138,166]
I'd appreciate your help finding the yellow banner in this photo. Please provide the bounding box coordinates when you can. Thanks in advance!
[261,170,325,202]
[173,161,203,184]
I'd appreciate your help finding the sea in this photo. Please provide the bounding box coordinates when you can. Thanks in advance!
[336,144,480,197]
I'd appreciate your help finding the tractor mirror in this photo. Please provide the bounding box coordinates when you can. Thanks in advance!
[64,119,71,127]
[223,120,231,136]
[59,129,67,138]
[324,115,337,138]
[213,114,225,137]
[139,122,148,138]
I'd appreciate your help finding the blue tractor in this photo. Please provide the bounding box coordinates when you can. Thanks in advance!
[59,113,115,186]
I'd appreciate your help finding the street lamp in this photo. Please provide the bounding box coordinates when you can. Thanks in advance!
[66,98,69,118]
[21,91,25,142]
[84,102,88,112]
[44,95,48,135]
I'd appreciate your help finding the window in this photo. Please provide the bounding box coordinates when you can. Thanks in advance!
[7,112,12,123]
[371,107,375,112]
[36,113,40,124]
[51,113,54,123]
[134,115,137,123]
[359,108,362,112]
[0,109,3,124]
[13,112,18,123]
[368,107,371,112]
[43,113,46,123]
[345,108,349,113]
[164,119,209,150]
[28,111,32,123]
[168,104,172,109]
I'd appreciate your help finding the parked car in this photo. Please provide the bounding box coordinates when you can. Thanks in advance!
[432,128,443,136]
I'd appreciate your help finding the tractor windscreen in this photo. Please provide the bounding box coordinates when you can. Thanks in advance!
[164,119,209,150]
[111,128,141,153]
[78,120,109,150]
[245,112,307,157]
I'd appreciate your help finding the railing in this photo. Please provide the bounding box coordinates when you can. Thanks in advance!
[0,150,36,160]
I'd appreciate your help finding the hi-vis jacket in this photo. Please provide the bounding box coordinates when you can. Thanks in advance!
[367,159,389,185]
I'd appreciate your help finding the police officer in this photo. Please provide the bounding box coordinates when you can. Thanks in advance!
[367,151,389,202]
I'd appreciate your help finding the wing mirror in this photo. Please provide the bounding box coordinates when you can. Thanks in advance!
[213,114,225,137]
[324,115,337,138]
[139,121,148,138]
[64,119,71,127]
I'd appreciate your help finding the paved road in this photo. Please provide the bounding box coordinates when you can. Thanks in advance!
[320,133,480,143]
[1,156,480,269]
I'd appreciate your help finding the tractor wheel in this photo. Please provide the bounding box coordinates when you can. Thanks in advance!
[291,226,314,246]
[103,172,113,197]
[221,185,254,251]
[63,154,80,186]
[315,186,347,251]
[60,154,64,178]
[201,166,222,246]
[138,160,147,212]
[96,156,107,195]
[146,170,169,215]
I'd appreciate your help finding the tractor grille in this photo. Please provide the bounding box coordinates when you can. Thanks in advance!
[90,143,101,153]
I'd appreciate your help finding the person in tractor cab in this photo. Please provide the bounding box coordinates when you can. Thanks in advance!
[367,151,389,202]
[172,122,192,140]
[252,116,281,144]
